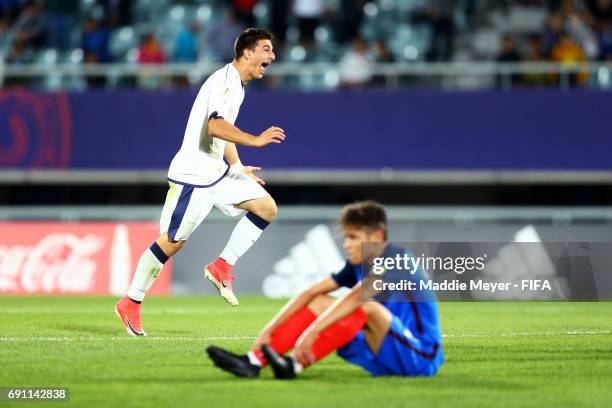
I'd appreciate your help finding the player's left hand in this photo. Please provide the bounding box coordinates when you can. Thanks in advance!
[294,332,316,367]
[242,166,265,185]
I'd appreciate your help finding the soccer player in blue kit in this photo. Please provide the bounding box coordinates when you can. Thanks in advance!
[207,201,444,378]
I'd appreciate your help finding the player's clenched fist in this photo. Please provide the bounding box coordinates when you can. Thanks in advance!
[253,126,285,147]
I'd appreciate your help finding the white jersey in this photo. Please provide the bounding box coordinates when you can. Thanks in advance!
[168,63,245,185]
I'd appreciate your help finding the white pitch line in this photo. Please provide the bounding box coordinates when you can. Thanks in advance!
[0,307,278,315]
[442,330,611,338]
[0,330,609,342]
[0,335,257,342]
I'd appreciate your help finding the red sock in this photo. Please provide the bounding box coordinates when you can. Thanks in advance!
[309,307,368,365]
[253,306,317,366]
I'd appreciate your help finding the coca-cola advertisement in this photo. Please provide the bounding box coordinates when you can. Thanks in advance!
[0,222,171,295]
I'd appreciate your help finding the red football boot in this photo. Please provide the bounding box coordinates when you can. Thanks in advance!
[204,258,239,306]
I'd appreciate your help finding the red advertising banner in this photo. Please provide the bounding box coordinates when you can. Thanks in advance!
[0,222,171,295]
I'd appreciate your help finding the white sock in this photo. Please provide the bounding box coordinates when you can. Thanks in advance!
[219,212,270,266]
[246,351,263,367]
[127,243,168,302]
[290,355,304,374]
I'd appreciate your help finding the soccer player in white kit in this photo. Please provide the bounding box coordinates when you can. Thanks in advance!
[115,28,285,336]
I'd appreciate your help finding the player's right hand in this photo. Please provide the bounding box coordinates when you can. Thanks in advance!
[254,126,285,147]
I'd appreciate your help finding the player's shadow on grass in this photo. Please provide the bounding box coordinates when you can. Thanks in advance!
[49,322,118,336]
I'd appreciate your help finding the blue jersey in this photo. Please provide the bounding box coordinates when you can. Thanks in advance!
[331,244,444,376]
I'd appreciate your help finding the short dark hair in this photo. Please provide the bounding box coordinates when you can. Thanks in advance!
[234,28,273,60]
[339,201,388,240]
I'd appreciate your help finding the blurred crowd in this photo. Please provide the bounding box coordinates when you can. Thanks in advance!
[0,0,611,89]
[494,0,612,87]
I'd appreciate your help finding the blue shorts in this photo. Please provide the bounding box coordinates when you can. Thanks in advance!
[337,316,443,376]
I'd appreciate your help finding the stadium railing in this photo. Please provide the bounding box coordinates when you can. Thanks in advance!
[1,61,612,90]
[2,205,612,223]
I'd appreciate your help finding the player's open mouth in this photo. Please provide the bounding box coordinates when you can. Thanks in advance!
[260,62,270,74]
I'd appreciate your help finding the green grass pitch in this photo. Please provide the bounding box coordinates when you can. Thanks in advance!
[1,296,611,408]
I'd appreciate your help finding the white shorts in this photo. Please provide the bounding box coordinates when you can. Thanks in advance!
[160,166,269,241]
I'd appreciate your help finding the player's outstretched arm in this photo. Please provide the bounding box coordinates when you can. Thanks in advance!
[208,118,285,147]
[252,277,339,350]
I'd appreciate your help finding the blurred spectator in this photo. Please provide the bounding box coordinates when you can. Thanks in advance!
[551,33,587,64]
[334,0,365,45]
[99,0,132,28]
[497,35,521,63]
[174,21,201,63]
[82,17,111,63]
[372,40,394,87]
[12,0,46,49]
[208,10,245,61]
[595,26,612,59]
[496,35,521,87]
[292,0,326,45]
[339,37,373,89]
[0,16,9,48]
[414,0,456,61]
[542,12,564,54]
[173,22,201,87]
[232,0,258,27]
[4,38,34,87]
[138,33,166,89]
[45,0,77,51]
[6,38,33,64]
[523,34,549,87]
[550,32,588,85]
[566,12,599,59]
[138,33,165,64]
[269,0,289,44]
[82,17,110,88]
[374,40,395,63]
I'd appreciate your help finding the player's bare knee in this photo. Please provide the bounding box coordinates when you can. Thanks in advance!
[361,301,378,315]
[265,198,278,220]
[307,294,334,315]
[254,196,277,221]
[362,302,392,331]
[362,301,391,320]
[157,233,185,257]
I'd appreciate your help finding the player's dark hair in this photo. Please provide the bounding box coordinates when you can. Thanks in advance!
[339,201,388,240]
[234,28,273,60]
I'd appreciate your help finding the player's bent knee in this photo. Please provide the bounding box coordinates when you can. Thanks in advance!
[307,294,335,315]
[253,196,277,221]
[157,233,185,257]
[362,301,392,322]
[266,198,278,219]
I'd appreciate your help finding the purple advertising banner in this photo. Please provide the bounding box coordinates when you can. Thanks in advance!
[1,89,611,170]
